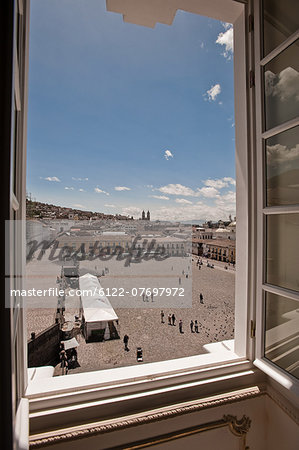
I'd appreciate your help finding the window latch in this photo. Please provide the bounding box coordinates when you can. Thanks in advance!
[249,70,255,88]
[250,320,256,338]
[248,14,254,32]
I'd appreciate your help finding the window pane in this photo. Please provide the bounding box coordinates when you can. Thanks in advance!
[264,40,299,130]
[266,214,299,292]
[265,292,299,379]
[266,126,299,206]
[263,0,299,56]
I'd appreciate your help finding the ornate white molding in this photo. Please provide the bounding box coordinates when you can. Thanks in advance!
[29,386,261,448]
[113,414,251,450]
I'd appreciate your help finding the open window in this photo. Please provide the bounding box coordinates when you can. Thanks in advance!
[4,0,298,448]
[24,0,250,393]
[254,0,299,390]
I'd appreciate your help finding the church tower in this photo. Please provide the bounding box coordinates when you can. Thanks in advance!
[147,210,150,221]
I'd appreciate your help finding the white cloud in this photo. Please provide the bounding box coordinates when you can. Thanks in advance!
[200,41,204,49]
[265,67,299,102]
[94,187,109,195]
[121,206,142,217]
[223,177,236,186]
[206,83,221,101]
[64,186,74,190]
[164,149,174,160]
[222,22,232,30]
[267,143,299,165]
[104,204,116,208]
[114,186,131,191]
[73,204,85,209]
[72,177,88,181]
[264,70,276,97]
[43,176,60,182]
[215,191,236,205]
[175,198,193,204]
[158,184,197,197]
[149,199,235,222]
[197,186,220,198]
[154,180,236,201]
[150,195,170,200]
[216,25,233,59]
[78,188,85,192]
[204,179,227,189]
[204,177,236,189]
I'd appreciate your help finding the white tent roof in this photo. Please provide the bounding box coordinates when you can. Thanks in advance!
[79,273,118,323]
[61,337,79,350]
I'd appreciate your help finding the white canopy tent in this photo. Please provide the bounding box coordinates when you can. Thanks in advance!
[61,337,79,351]
[79,273,118,341]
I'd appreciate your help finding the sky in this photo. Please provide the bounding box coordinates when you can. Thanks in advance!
[26,0,236,222]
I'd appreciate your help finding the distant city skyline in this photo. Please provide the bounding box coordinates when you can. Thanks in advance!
[27,0,236,222]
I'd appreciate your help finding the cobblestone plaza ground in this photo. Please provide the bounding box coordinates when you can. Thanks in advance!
[26,251,235,375]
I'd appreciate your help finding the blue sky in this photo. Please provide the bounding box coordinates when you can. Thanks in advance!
[27,0,236,222]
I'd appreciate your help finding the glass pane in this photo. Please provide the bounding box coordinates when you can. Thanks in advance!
[266,126,299,206]
[264,40,299,130]
[265,292,299,379]
[263,0,299,56]
[266,214,299,292]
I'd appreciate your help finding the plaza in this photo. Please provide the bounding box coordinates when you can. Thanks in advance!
[25,250,235,375]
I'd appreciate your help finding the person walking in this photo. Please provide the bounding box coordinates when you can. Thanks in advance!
[190,320,194,333]
[161,310,165,323]
[194,320,199,333]
[179,319,183,334]
[59,349,68,375]
[168,314,172,325]
[123,334,129,351]
[179,277,181,285]
[200,293,204,304]
[172,313,176,326]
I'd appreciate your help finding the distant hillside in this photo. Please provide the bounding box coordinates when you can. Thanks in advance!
[26,199,132,220]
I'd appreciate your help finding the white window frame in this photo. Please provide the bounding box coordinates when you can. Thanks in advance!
[253,0,299,396]
[13,1,299,441]
[7,0,31,448]
[24,0,256,421]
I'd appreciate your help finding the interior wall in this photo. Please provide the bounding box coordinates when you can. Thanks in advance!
[30,394,298,450]
[265,395,299,450]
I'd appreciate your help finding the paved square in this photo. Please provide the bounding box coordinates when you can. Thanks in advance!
[26,253,235,375]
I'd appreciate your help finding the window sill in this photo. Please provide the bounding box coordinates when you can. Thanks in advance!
[26,339,243,400]
[25,339,264,436]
